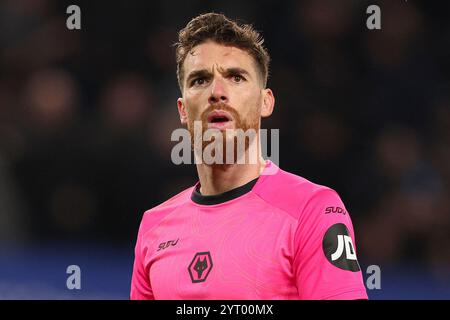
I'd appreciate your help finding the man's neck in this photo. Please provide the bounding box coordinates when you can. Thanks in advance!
[196,157,266,196]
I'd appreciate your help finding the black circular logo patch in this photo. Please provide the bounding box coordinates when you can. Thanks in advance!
[322,223,360,272]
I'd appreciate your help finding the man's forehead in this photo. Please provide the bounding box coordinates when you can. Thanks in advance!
[184,42,254,72]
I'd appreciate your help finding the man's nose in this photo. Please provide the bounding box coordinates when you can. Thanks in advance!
[208,77,228,104]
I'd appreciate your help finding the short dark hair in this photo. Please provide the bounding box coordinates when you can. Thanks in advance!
[175,13,270,90]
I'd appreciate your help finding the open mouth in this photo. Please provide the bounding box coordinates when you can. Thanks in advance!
[210,116,229,123]
[207,110,233,123]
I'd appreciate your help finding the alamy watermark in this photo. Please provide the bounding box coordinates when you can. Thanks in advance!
[66,264,81,290]
[64,263,380,291]
[366,264,381,290]
[366,5,381,30]
[170,121,279,167]
[66,5,81,30]
[66,4,383,31]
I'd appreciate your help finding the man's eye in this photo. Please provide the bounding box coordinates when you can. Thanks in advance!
[192,78,207,86]
[232,75,245,82]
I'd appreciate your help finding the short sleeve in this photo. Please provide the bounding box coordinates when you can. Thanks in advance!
[130,224,154,300]
[293,188,368,300]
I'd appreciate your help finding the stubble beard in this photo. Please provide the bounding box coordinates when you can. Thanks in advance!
[187,101,260,165]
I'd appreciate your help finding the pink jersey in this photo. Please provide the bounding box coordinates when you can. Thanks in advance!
[131,160,368,300]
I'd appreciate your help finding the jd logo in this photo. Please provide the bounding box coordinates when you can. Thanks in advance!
[322,223,361,272]
[331,235,357,261]
[188,252,213,283]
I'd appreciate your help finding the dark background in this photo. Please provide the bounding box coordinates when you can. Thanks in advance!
[0,0,449,299]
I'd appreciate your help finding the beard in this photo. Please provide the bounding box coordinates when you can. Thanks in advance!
[187,101,260,164]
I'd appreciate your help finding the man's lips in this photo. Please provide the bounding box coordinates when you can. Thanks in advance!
[206,110,234,130]
[207,110,233,123]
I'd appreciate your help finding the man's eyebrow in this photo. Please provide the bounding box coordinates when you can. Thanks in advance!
[186,67,252,82]
[186,69,212,84]
[220,67,251,78]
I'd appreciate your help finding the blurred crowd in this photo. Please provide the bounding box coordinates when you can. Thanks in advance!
[1,0,449,279]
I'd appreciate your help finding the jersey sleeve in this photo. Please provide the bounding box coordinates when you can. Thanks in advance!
[130,222,154,300]
[293,188,368,300]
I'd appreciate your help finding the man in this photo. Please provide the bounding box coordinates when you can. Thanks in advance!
[131,13,368,300]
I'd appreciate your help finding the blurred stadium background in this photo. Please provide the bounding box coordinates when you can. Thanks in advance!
[1,0,449,299]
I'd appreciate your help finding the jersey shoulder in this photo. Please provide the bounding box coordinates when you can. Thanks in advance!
[138,185,194,233]
[253,167,340,220]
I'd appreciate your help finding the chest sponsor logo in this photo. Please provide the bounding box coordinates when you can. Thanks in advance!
[188,252,213,283]
[157,239,179,251]
[324,206,347,215]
